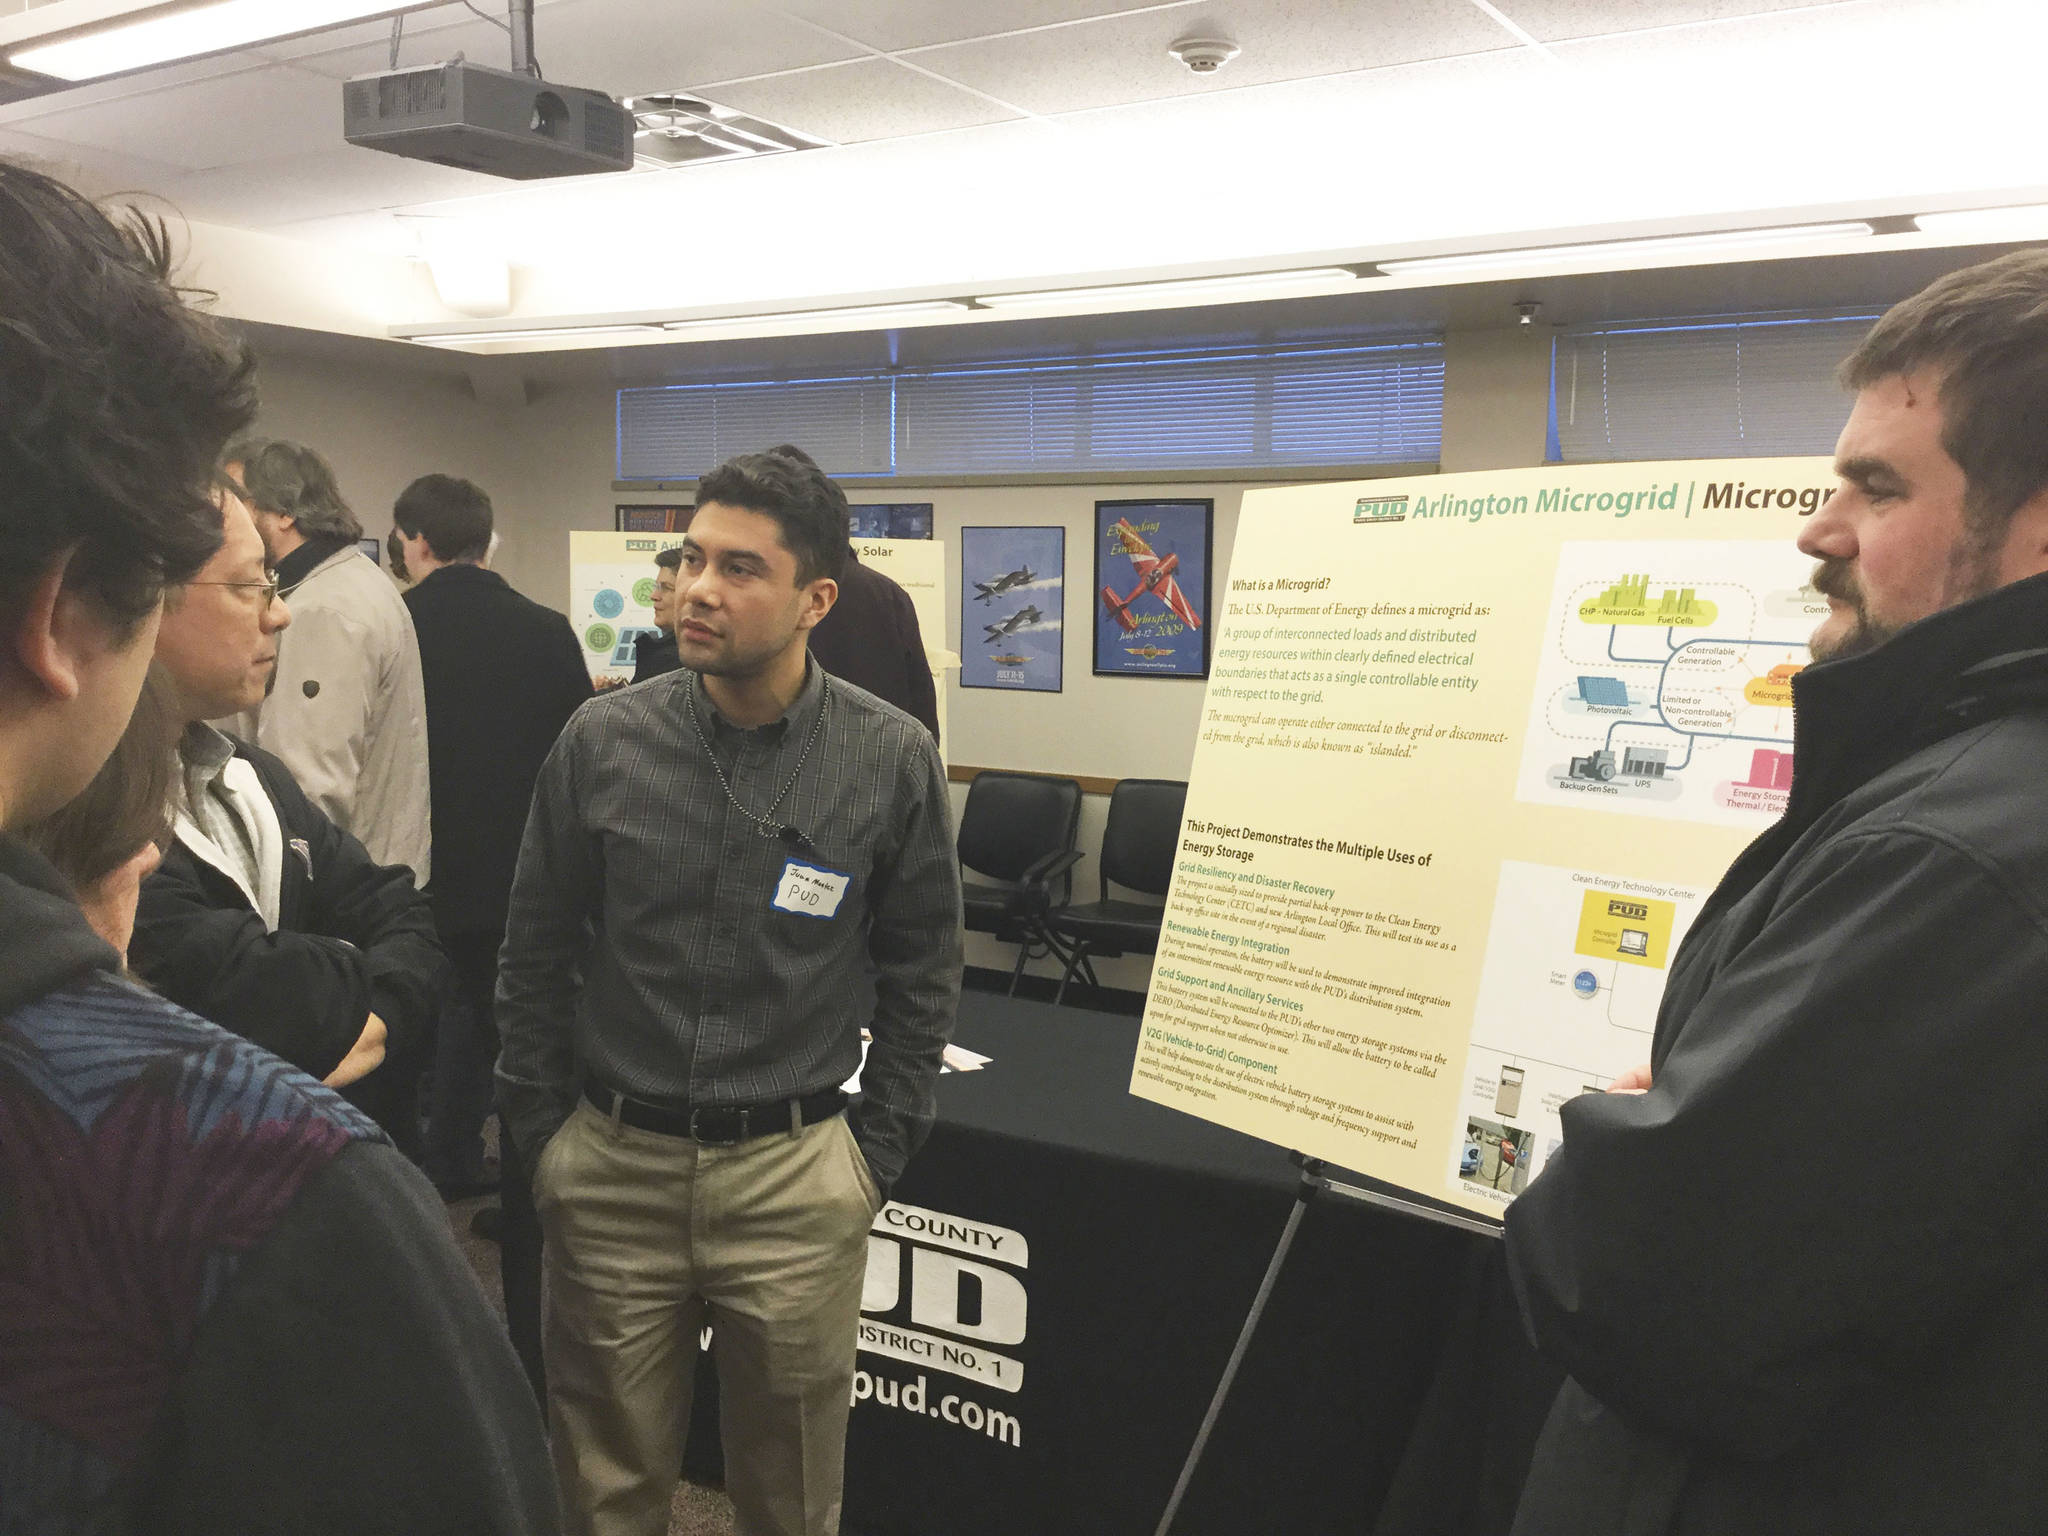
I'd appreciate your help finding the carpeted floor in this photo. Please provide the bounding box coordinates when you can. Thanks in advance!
[442,1134,740,1536]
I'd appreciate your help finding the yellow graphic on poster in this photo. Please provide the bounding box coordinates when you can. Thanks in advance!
[1128,459,1833,1222]
[1574,889,1675,969]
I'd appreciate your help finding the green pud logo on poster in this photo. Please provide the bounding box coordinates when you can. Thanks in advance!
[1354,495,1410,524]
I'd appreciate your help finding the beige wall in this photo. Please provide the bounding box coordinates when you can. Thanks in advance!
[247,326,1553,990]
[243,349,616,614]
[1441,326,1554,473]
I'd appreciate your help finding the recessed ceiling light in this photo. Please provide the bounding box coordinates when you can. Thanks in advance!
[9,0,430,82]
[405,323,664,345]
[661,300,972,332]
[975,268,1359,309]
[1377,222,1876,276]
[1914,204,2048,239]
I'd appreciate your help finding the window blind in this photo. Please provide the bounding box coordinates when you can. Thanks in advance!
[617,338,1444,480]
[615,374,894,481]
[1553,313,1878,463]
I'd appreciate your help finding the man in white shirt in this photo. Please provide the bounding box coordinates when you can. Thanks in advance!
[228,438,432,885]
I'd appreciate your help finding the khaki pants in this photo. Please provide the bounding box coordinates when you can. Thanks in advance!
[533,1099,881,1536]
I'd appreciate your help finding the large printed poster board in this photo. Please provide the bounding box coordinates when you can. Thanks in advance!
[571,532,953,717]
[571,530,686,686]
[1128,459,1835,1222]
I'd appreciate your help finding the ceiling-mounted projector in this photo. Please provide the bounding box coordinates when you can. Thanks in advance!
[344,60,632,180]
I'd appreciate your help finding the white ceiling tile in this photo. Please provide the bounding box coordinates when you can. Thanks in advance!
[702,57,1020,144]
[908,0,1515,117]
[765,0,1186,53]
[149,144,510,227]
[252,0,578,66]
[20,64,347,171]
[526,0,863,99]
[0,49,273,124]
[1493,0,1864,43]
[0,121,189,191]
[263,16,522,80]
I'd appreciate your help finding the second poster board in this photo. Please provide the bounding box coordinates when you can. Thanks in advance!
[1127,459,1836,1222]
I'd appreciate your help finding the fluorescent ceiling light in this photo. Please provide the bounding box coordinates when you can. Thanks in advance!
[407,323,663,345]
[1914,204,2048,239]
[10,0,423,81]
[1379,222,1876,276]
[661,299,971,332]
[974,267,1359,310]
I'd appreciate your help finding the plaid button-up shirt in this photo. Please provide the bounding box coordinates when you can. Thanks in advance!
[494,660,962,1188]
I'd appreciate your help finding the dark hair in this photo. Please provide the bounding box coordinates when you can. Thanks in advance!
[0,162,256,635]
[393,473,493,562]
[653,545,683,572]
[1842,247,2048,536]
[20,666,176,889]
[695,448,848,585]
[228,437,362,542]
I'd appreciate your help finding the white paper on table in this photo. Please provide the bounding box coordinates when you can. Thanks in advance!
[841,1036,994,1094]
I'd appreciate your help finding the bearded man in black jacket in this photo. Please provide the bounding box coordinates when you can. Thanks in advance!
[1504,250,2048,1534]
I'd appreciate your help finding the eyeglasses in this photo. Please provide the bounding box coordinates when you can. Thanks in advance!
[187,570,281,606]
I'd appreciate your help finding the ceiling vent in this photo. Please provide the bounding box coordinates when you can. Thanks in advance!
[626,93,828,168]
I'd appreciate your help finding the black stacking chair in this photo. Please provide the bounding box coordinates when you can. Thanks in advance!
[1046,778,1187,1006]
[956,770,1085,994]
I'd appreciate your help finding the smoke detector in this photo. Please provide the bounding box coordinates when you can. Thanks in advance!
[1169,36,1240,74]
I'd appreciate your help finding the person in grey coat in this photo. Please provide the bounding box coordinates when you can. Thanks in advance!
[226,438,432,885]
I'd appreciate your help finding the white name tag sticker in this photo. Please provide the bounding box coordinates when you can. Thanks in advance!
[772,859,851,920]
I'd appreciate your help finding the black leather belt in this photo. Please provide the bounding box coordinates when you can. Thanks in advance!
[582,1082,847,1147]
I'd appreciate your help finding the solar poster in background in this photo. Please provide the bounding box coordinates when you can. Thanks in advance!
[616,504,694,533]
[571,530,688,688]
[960,526,1064,692]
[850,503,935,539]
[1093,498,1212,678]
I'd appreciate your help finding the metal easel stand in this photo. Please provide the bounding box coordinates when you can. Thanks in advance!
[1152,1152,1504,1536]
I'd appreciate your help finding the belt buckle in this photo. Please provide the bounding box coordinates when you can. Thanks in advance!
[689,1105,746,1147]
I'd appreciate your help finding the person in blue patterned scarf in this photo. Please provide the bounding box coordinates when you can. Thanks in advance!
[0,158,556,1534]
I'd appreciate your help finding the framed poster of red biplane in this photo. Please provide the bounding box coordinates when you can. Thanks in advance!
[1092,498,1212,678]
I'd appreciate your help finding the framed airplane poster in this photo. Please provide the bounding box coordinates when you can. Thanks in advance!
[960,526,1064,692]
[1093,498,1212,678]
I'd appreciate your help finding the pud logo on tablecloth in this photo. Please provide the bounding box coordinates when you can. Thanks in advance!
[853,1201,1028,1447]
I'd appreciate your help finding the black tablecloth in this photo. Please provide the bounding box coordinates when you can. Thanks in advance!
[831,993,1561,1536]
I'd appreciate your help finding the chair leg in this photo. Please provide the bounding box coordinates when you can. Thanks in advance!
[1007,936,1032,996]
[1053,941,1091,1007]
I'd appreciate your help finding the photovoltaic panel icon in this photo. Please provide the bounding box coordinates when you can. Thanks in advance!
[1577,675,1630,707]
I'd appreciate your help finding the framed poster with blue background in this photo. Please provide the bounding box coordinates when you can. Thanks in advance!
[960,526,1064,693]
[1093,498,1212,678]
[850,503,934,539]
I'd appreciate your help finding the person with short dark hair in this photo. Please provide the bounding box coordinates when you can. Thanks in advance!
[631,544,683,682]
[0,158,554,1535]
[228,436,432,883]
[497,449,961,1536]
[1506,247,2048,1535]
[396,471,591,1389]
[761,444,938,737]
